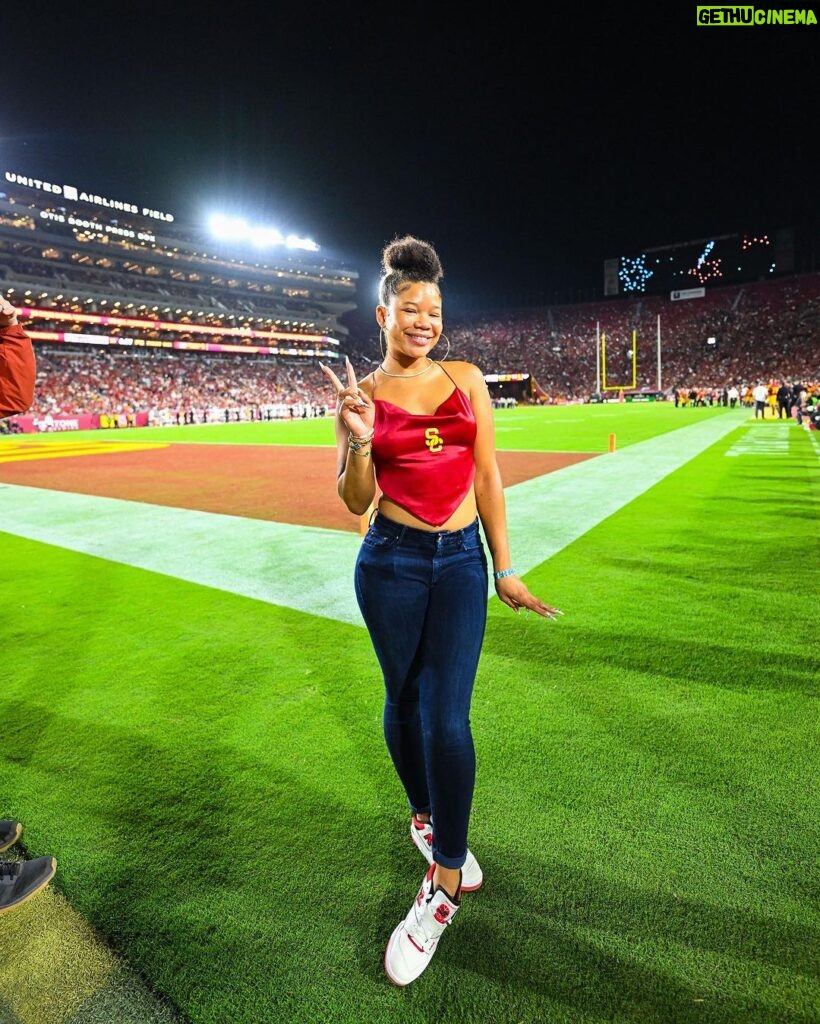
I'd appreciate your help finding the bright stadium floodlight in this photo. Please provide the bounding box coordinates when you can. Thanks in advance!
[250,226,284,247]
[207,211,319,251]
[285,233,319,252]
[209,214,249,241]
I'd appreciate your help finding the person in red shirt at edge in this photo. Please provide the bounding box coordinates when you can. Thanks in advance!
[320,236,563,987]
[0,298,36,420]
[0,300,58,914]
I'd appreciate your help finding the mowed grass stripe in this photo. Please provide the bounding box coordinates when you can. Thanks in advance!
[0,412,744,628]
[504,410,743,569]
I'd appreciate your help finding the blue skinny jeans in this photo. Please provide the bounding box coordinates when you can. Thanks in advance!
[354,512,488,869]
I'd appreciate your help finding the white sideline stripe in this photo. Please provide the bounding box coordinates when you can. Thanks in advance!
[504,413,744,569]
[0,493,364,625]
[0,414,744,627]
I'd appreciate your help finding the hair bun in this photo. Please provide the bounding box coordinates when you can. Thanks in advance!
[381,235,443,283]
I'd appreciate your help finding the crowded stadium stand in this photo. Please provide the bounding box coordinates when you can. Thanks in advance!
[1,169,818,430]
[1,169,358,428]
[442,273,820,404]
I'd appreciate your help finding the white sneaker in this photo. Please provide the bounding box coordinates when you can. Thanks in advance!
[384,863,461,986]
[410,816,483,892]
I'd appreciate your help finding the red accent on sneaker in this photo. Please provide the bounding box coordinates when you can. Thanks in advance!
[418,862,436,904]
[408,934,425,953]
[433,904,451,924]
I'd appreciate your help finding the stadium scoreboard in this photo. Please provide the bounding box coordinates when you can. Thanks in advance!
[603,227,795,296]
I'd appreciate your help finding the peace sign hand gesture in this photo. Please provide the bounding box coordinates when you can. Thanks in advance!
[319,357,374,438]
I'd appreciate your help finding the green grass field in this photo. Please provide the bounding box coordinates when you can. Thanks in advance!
[19,401,732,451]
[1,404,817,1024]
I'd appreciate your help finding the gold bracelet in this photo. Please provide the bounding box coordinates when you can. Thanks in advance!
[348,431,374,455]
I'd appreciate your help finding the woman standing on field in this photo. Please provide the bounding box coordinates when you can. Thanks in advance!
[320,236,562,986]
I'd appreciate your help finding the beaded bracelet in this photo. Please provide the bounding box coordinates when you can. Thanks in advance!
[348,429,374,456]
[493,568,518,579]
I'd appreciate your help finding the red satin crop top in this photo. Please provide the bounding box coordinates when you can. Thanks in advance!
[372,384,477,527]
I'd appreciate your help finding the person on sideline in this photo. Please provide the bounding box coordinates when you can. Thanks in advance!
[766,382,778,419]
[0,821,57,915]
[752,381,769,419]
[0,297,36,418]
[776,381,792,419]
[792,382,808,425]
[0,304,57,915]
[319,236,562,987]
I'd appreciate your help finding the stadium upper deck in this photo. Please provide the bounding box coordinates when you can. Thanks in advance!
[0,170,358,362]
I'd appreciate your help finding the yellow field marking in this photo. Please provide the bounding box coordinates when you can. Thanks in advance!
[0,441,168,464]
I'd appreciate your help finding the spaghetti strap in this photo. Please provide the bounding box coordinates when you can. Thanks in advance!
[437,361,471,400]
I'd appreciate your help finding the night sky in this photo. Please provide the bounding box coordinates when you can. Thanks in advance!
[2,9,817,314]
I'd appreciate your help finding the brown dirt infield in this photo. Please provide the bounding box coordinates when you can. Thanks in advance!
[0,443,598,532]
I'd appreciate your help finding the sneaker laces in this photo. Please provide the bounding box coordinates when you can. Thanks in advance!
[0,862,21,879]
[407,886,458,950]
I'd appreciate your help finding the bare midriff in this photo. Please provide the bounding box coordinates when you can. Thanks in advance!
[377,488,479,533]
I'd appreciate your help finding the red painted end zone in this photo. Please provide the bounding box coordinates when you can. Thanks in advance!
[0,444,599,532]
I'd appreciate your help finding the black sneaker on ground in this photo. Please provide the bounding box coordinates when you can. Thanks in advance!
[0,820,23,854]
[0,857,57,914]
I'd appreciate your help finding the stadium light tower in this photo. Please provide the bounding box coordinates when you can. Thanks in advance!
[207,213,318,251]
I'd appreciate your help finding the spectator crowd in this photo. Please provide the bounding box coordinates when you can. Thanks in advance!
[13,272,820,425]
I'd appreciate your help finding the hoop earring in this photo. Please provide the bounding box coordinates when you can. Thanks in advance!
[435,333,451,361]
[379,327,387,360]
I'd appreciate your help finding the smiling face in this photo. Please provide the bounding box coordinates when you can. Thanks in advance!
[377,281,443,364]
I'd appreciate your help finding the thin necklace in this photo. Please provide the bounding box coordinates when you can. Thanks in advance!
[378,358,435,378]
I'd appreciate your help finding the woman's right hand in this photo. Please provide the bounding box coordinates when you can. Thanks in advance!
[319,357,374,437]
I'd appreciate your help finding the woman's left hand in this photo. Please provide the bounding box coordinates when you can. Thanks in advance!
[495,576,563,620]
